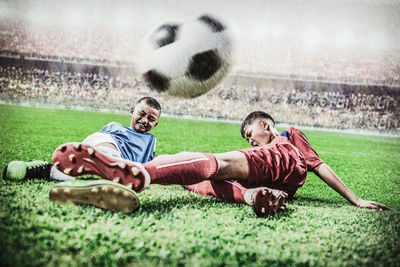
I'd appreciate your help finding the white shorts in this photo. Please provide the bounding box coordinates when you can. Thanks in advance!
[82,132,122,159]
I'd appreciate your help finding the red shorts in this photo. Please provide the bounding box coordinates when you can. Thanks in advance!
[238,141,307,198]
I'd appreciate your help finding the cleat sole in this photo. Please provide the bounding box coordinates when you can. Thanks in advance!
[52,142,150,192]
[49,180,139,214]
[252,188,287,217]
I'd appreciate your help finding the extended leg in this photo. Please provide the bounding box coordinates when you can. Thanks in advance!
[145,152,218,185]
[184,180,248,203]
[185,180,288,216]
[52,143,288,215]
[53,145,247,188]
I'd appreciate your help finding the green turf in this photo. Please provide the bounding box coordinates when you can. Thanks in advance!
[0,104,399,267]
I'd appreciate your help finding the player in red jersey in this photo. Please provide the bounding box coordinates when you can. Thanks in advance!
[182,111,381,216]
[52,111,390,216]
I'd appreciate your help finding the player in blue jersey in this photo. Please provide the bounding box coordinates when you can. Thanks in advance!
[3,96,161,181]
[2,96,161,213]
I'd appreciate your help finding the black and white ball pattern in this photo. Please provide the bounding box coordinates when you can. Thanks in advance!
[138,14,231,98]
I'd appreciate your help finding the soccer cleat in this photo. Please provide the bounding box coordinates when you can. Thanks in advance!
[252,188,288,217]
[52,143,150,192]
[2,160,52,180]
[49,179,140,214]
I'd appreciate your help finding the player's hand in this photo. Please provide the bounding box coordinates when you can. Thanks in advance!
[356,199,391,211]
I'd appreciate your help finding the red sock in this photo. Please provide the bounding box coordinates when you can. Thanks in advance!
[144,152,218,185]
[184,180,247,204]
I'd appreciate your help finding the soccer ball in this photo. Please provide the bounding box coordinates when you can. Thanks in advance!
[138,14,232,98]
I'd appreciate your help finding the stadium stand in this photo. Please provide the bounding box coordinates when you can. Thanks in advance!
[1,65,399,134]
[0,19,399,134]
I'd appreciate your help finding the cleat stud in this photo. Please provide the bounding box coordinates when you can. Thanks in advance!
[110,198,118,206]
[131,167,139,176]
[91,188,98,194]
[77,166,84,174]
[53,162,60,169]
[113,188,120,195]
[267,189,271,194]
[113,177,120,183]
[101,186,109,193]
[262,190,267,196]
[279,206,286,210]
[123,208,131,213]
[64,188,71,195]
[74,143,81,151]
[63,168,72,175]
[87,148,94,156]
[261,207,266,214]
[60,145,67,152]
[118,162,126,169]
[68,154,76,163]
[51,188,58,194]
[123,191,131,198]
[125,183,133,189]
[268,201,273,206]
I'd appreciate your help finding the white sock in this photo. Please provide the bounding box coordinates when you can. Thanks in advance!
[50,166,75,181]
[244,187,269,205]
[244,188,257,205]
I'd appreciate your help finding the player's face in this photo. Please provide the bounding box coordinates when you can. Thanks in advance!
[130,102,160,133]
[243,119,272,147]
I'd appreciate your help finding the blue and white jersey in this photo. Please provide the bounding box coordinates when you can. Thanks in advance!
[100,122,156,163]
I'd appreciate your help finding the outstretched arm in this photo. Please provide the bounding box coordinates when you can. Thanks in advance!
[313,163,390,210]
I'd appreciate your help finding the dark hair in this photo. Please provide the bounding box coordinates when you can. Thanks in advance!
[137,97,162,114]
[240,111,275,138]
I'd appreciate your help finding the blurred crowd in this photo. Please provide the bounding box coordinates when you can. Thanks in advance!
[1,66,399,134]
[1,19,399,86]
[234,40,400,86]
[0,20,139,64]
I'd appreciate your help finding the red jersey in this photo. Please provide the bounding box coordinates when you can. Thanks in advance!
[284,127,324,171]
[239,127,323,197]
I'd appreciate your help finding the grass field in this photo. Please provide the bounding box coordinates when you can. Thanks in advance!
[0,104,399,267]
